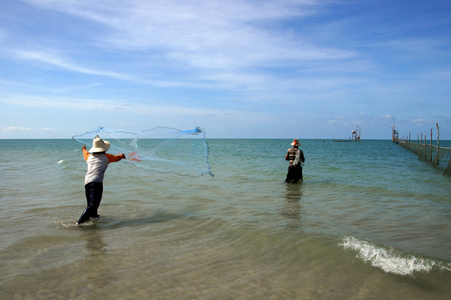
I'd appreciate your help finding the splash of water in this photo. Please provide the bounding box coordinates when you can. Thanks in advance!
[339,235,451,276]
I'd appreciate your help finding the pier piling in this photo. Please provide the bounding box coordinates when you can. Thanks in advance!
[394,123,451,177]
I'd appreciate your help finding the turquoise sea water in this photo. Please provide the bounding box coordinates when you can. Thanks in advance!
[1,139,451,299]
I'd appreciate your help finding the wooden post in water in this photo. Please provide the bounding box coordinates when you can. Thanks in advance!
[437,123,440,165]
[424,133,427,160]
[432,123,440,166]
[415,133,423,155]
[430,128,433,162]
[426,134,428,160]
[420,133,423,158]
[409,131,412,151]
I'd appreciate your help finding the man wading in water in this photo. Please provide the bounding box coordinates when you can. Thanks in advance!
[76,136,126,225]
[285,139,305,183]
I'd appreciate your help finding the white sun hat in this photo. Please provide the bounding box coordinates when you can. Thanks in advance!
[89,135,111,153]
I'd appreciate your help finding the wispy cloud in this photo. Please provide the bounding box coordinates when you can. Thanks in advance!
[0,93,269,122]
[411,118,431,127]
[12,49,138,81]
[0,94,127,112]
[6,0,366,102]
[22,0,352,71]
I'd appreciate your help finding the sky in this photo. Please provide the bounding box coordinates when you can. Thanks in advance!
[1,0,450,139]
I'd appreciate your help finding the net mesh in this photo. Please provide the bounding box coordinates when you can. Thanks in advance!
[73,126,214,177]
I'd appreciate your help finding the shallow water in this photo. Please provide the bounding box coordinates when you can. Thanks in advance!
[1,139,450,299]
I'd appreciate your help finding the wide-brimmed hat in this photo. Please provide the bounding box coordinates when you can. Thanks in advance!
[291,139,301,146]
[89,135,110,153]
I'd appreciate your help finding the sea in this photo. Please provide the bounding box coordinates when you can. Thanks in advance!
[1,138,450,299]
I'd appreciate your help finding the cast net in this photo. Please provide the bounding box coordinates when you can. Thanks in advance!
[72,126,214,177]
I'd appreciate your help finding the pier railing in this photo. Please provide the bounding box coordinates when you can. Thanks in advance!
[396,123,451,176]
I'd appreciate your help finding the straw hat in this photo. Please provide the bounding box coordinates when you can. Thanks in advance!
[291,139,301,146]
[89,135,110,153]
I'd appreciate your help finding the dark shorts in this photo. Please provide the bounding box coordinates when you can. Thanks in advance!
[285,165,303,183]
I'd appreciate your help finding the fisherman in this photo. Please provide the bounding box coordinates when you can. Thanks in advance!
[76,136,126,225]
[285,139,305,183]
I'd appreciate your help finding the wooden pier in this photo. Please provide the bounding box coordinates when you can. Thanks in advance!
[394,123,451,176]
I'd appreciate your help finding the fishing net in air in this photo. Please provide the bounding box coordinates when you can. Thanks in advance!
[72,126,214,177]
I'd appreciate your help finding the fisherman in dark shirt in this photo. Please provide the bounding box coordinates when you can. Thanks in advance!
[285,139,305,183]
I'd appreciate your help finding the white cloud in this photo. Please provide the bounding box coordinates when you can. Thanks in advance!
[3,126,31,131]
[411,118,430,127]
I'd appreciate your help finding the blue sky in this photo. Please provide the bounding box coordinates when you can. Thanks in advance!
[1,0,450,139]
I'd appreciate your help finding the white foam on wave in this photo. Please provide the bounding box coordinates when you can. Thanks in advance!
[57,160,64,164]
[339,236,451,276]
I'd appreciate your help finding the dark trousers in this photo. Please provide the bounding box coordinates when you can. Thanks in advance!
[285,165,303,183]
[77,182,103,224]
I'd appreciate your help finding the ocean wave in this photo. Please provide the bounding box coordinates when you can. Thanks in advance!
[339,235,451,276]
